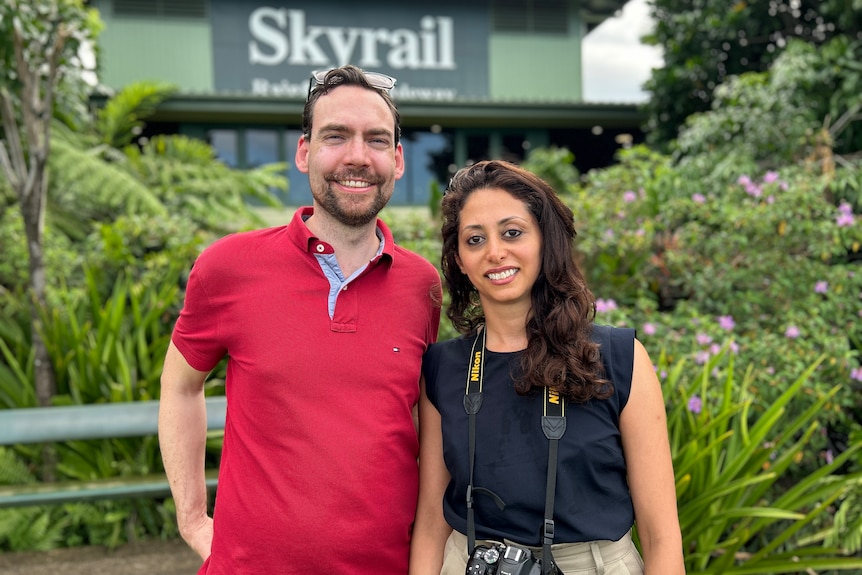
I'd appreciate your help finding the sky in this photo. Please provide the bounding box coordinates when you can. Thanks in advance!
[581,0,664,103]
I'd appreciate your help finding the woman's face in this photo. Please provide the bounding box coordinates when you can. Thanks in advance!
[454,187,542,312]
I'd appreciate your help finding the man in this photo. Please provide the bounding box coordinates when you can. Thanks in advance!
[158,65,442,574]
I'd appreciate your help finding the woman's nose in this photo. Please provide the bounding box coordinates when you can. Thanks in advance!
[486,237,506,262]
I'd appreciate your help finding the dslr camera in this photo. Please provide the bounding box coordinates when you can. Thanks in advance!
[466,542,559,575]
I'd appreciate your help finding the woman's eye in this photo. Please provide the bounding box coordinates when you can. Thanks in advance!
[465,235,484,246]
[503,229,522,239]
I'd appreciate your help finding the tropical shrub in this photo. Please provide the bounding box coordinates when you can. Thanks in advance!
[0,257,227,550]
[0,80,274,550]
[662,349,862,573]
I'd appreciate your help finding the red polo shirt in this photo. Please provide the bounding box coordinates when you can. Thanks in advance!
[172,207,441,574]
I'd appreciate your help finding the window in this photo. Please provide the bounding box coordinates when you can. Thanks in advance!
[208,130,238,167]
[492,0,569,34]
[114,0,207,19]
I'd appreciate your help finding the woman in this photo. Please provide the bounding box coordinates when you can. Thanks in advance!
[410,160,684,574]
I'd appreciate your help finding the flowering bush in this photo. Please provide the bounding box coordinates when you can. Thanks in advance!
[561,147,862,454]
[520,133,862,563]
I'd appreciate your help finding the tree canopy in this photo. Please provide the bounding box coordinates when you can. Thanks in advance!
[642,0,862,148]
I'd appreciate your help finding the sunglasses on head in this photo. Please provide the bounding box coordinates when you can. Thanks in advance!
[307,69,397,100]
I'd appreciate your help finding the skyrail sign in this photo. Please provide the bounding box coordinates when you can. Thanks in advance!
[211,0,490,100]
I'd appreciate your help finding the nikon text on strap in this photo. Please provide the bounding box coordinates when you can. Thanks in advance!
[463,328,566,575]
[541,384,565,575]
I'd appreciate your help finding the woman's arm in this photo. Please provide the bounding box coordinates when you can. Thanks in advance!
[409,376,453,574]
[620,339,686,574]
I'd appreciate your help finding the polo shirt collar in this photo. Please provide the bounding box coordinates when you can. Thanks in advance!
[288,206,395,265]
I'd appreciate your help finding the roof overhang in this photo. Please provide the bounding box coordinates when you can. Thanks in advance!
[108,92,644,130]
[579,0,628,24]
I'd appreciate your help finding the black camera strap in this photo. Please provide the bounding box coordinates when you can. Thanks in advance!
[541,384,565,575]
[463,328,565,575]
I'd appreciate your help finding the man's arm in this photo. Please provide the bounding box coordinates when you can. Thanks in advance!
[409,376,452,574]
[158,340,213,561]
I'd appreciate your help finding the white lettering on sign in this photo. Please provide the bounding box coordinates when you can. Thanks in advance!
[249,77,459,101]
[248,8,456,70]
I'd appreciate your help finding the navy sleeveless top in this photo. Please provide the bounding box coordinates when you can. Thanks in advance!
[422,324,636,545]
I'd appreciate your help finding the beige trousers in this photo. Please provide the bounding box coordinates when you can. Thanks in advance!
[441,529,644,575]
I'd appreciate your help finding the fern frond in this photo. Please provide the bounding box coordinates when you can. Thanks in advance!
[96,81,178,148]
[49,138,166,228]
[124,135,288,231]
[0,447,33,484]
[827,492,862,553]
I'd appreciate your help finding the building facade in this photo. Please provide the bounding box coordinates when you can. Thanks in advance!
[89,0,643,206]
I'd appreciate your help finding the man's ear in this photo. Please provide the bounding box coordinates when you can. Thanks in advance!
[394,142,405,180]
[295,134,310,174]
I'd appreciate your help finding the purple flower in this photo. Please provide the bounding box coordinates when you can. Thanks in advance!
[623,190,637,203]
[718,315,735,331]
[837,212,855,227]
[688,395,702,414]
[825,450,834,465]
[851,367,862,382]
[709,343,721,355]
[595,298,618,313]
[763,171,779,184]
[837,202,856,227]
[692,193,706,204]
[695,350,711,365]
[729,341,740,354]
[696,332,713,346]
[785,325,800,339]
[744,183,763,197]
[815,281,829,294]
[737,175,752,186]
[642,323,656,336]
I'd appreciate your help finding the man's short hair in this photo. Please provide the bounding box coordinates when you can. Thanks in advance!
[301,65,401,145]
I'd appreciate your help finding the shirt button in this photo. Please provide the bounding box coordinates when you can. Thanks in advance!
[315,244,325,253]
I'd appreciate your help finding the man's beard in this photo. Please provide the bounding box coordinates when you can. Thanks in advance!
[315,174,392,227]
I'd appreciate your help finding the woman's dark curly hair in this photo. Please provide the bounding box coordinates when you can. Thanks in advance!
[441,160,611,402]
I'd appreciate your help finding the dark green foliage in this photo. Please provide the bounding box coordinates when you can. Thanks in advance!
[0,70,282,550]
[643,0,862,150]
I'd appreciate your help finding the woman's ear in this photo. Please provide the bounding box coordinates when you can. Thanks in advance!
[454,253,465,275]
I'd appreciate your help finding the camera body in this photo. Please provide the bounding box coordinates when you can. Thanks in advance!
[466,542,549,575]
